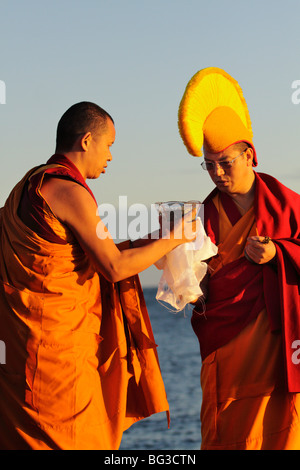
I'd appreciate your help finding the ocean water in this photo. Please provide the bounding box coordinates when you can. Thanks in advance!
[120,287,202,450]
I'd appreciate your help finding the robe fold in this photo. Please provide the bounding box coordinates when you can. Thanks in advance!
[192,172,300,450]
[0,157,169,450]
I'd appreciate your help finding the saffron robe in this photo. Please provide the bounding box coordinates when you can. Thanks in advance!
[0,158,169,450]
[192,173,300,450]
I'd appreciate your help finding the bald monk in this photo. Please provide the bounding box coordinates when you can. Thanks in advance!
[0,102,197,450]
[192,140,300,450]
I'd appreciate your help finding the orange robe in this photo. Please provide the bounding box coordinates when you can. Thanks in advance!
[198,193,300,450]
[0,164,169,450]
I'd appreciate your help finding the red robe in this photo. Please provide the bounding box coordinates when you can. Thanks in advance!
[192,172,300,392]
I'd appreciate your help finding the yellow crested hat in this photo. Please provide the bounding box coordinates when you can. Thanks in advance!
[178,67,257,166]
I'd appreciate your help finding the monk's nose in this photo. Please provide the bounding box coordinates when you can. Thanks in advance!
[214,163,224,176]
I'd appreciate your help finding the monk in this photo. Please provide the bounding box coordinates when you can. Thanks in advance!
[0,101,197,450]
[178,68,300,450]
[191,123,300,450]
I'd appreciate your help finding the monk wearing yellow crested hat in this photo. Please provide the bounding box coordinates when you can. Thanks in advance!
[0,101,198,450]
[178,67,300,450]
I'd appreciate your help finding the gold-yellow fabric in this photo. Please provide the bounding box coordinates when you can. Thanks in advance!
[202,106,253,155]
[0,166,169,450]
[200,193,300,450]
[178,67,257,165]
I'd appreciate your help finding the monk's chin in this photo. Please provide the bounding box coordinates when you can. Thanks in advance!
[215,181,230,191]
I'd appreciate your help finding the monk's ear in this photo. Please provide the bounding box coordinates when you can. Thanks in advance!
[80,132,92,151]
[246,147,254,166]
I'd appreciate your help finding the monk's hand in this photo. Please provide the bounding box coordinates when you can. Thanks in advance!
[245,236,276,264]
[168,207,199,244]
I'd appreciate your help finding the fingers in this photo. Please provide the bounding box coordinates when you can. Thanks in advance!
[191,206,198,220]
[245,236,276,264]
[188,217,200,240]
[159,205,200,243]
[172,214,199,243]
[247,236,271,244]
[183,209,200,241]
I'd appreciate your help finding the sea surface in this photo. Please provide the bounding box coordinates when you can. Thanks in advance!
[120,287,202,450]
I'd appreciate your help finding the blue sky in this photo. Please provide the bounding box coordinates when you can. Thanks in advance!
[1,0,299,286]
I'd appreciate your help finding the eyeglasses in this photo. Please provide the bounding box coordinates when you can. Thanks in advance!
[201,149,248,171]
